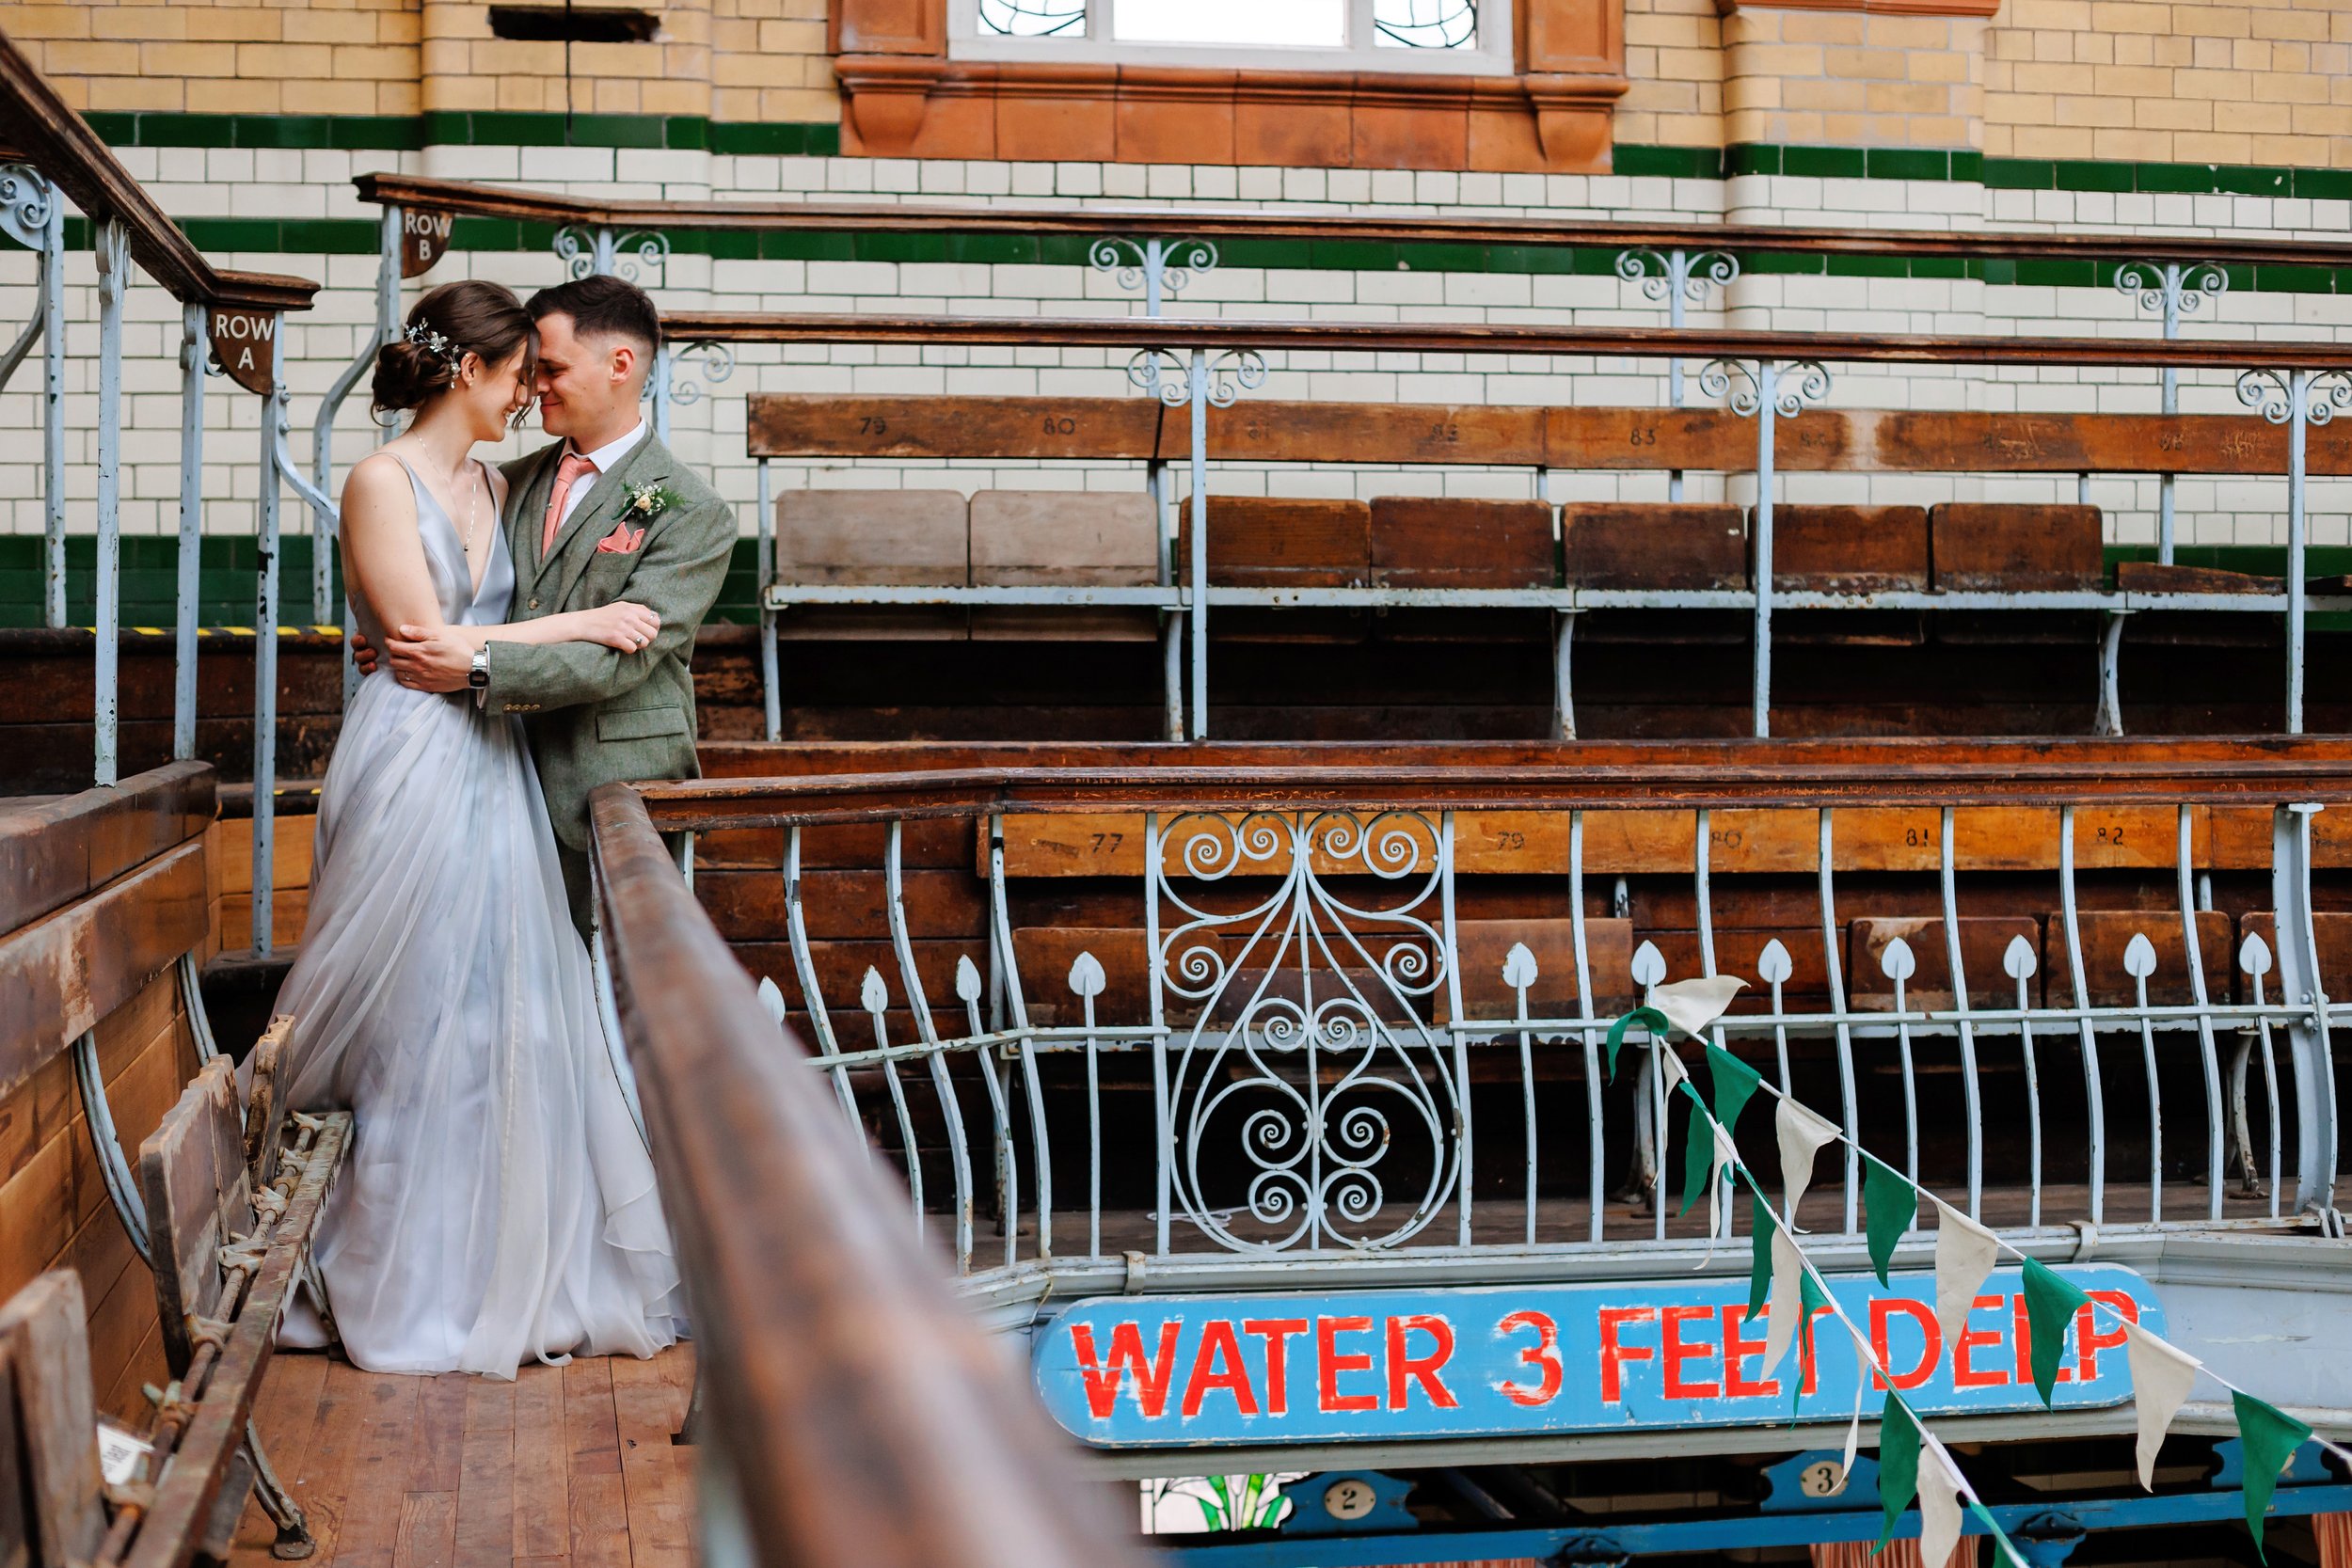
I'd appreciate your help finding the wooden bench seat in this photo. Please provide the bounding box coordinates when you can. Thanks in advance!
[775,489,970,640]
[969,491,1160,642]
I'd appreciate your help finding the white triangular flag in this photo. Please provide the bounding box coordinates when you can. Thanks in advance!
[1916,1436,1965,1568]
[1931,1199,2001,1358]
[2122,1322,2201,1491]
[1837,1370,1865,1494]
[1775,1097,1841,1224]
[1645,975,1746,1040]
[1658,1042,1690,1091]
[1761,1227,1805,1376]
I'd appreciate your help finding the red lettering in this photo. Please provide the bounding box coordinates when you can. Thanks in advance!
[1386,1314,1459,1411]
[1598,1307,1657,1403]
[1242,1319,1309,1417]
[2076,1291,2137,1383]
[1181,1320,1259,1418]
[1721,1305,1779,1399]
[1496,1310,1562,1407]
[1661,1305,1721,1400]
[1317,1316,1378,1413]
[1952,1294,2009,1389]
[1070,1321,1184,1419]
[1870,1299,1941,1390]
[2014,1294,2073,1386]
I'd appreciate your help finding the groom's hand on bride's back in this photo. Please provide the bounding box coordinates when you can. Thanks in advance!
[348,630,380,676]
[387,625,474,693]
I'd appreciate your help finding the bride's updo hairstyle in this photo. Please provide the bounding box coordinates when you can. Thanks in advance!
[372,279,536,425]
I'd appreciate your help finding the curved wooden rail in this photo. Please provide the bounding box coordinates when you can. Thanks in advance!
[660,309,2352,369]
[588,782,1142,1568]
[355,170,2352,271]
[0,28,316,311]
[629,736,2352,832]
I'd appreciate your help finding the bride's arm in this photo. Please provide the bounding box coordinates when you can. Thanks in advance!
[340,454,455,643]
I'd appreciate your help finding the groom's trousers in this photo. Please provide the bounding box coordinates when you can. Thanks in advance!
[559,833,686,946]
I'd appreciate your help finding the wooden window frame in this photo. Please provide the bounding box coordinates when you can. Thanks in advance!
[831,0,1626,171]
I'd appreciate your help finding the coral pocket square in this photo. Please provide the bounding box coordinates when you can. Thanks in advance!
[596,522,645,554]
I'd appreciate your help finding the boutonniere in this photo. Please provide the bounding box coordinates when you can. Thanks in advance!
[619,483,680,524]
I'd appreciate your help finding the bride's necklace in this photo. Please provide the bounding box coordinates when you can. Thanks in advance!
[457,464,483,553]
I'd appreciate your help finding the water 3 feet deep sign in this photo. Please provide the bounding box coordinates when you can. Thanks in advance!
[1032,1267,2160,1447]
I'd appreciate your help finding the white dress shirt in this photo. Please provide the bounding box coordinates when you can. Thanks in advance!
[558,417,649,532]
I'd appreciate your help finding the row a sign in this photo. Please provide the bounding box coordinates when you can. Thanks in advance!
[1031,1266,2162,1448]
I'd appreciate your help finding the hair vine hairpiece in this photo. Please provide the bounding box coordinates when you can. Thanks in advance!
[403,319,462,368]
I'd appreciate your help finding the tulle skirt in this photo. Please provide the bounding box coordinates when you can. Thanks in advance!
[271,670,685,1376]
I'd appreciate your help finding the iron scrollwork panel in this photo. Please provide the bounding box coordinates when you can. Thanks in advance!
[1153,810,1465,1254]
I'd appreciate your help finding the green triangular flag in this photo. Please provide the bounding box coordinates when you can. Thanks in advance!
[1969,1500,2028,1568]
[2020,1258,2090,1407]
[1605,1006,1669,1082]
[1746,1185,1775,1324]
[1705,1041,1764,1141]
[1875,1393,1921,1553]
[1678,1088,1714,1216]
[2233,1388,2312,1562]
[1862,1154,1916,1286]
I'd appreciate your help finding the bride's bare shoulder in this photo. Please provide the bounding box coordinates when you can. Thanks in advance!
[341,449,416,518]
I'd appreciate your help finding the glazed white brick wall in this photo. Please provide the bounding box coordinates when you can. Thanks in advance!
[3,150,2349,551]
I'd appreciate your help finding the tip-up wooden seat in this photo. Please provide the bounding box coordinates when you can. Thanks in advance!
[135,1047,351,1563]
[969,490,1161,642]
[1177,496,1372,641]
[1370,497,1554,643]
[776,489,971,640]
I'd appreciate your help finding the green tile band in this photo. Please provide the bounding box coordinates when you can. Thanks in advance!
[13,217,2352,294]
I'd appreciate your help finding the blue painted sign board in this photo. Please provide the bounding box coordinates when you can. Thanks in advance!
[1033,1267,2163,1448]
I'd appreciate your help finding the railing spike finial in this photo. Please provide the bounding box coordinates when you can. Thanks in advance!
[1502,942,1538,990]
[1757,939,1793,986]
[2003,934,2040,981]
[1067,950,1106,999]
[860,967,890,1015]
[954,954,983,1004]
[2239,931,2274,977]
[1630,940,1667,988]
[756,975,787,1025]
[2122,931,2159,979]
[1880,936,1917,982]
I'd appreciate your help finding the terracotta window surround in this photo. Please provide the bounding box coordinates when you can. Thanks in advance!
[831,0,1628,171]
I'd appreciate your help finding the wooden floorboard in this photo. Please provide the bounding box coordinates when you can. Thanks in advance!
[232,1349,695,1568]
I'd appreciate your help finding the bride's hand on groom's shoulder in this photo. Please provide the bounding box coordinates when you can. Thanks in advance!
[348,630,379,676]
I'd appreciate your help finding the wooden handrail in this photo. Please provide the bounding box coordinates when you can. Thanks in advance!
[627,736,2352,832]
[355,170,2352,270]
[664,309,2352,370]
[746,393,2352,473]
[0,28,316,312]
[588,783,1142,1568]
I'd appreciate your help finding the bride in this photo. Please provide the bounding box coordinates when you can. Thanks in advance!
[269,280,686,1376]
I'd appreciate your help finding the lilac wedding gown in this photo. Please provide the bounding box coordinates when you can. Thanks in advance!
[268,457,685,1376]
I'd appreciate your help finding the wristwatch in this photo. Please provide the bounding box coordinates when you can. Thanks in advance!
[469,647,489,689]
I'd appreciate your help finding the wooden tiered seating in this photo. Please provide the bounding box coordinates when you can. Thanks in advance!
[969,492,1159,641]
[0,1273,107,1568]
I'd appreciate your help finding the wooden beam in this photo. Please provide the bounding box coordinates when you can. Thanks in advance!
[0,763,213,943]
[354,172,2352,269]
[0,839,207,1107]
[745,395,2352,473]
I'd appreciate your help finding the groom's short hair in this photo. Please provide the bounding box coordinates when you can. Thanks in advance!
[526,274,661,356]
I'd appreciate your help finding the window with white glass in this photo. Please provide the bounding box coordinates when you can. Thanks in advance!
[949,0,1511,73]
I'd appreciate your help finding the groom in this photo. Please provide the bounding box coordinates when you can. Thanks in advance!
[358,274,734,937]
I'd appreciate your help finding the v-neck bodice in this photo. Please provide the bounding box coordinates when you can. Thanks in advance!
[348,455,516,646]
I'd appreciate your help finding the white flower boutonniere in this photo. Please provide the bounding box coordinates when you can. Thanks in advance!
[620,483,680,524]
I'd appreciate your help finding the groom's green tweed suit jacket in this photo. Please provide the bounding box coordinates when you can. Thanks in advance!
[481,431,733,857]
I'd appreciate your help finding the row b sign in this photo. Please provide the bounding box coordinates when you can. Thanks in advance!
[1032,1267,2160,1447]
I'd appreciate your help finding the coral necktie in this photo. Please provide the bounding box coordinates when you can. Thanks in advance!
[540,451,596,559]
